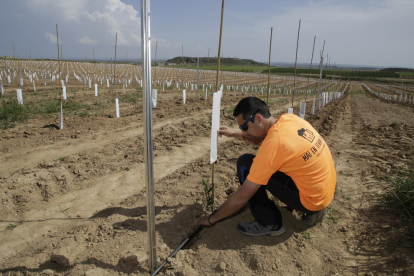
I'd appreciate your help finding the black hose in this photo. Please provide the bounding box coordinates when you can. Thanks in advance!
[150,226,204,276]
[150,203,247,275]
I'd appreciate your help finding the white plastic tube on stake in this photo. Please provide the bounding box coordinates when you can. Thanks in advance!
[152,89,157,108]
[17,89,23,105]
[59,102,63,130]
[299,102,306,119]
[1,83,4,95]
[63,86,67,100]
[210,90,222,164]
[183,89,186,104]
[115,98,120,118]
[311,97,316,114]
[7,76,11,83]
[287,107,293,114]
[95,84,98,96]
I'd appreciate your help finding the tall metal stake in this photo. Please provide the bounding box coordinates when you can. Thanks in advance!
[141,0,156,273]
[212,0,225,211]
[266,27,273,104]
[291,19,301,108]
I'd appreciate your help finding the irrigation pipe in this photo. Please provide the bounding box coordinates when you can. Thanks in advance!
[150,226,204,276]
[150,203,243,276]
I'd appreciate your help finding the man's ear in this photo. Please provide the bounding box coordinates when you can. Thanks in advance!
[256,113,262,124]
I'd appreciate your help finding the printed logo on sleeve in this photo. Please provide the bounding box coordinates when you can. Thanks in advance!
[297,128,315,143]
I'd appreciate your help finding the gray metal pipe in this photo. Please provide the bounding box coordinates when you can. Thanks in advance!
[141,0,157,273]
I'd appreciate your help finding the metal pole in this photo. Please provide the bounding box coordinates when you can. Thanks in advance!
[291,19,301,108]
[141,0,156,273]
[266,27,273,104]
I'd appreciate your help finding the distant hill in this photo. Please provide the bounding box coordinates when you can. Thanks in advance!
[380,68,414,72]
[166,56,267,66]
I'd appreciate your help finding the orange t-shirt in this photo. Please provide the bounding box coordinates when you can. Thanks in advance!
[247,113,336,211]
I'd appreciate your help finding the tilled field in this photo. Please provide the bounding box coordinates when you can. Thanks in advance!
[1,79,414,275]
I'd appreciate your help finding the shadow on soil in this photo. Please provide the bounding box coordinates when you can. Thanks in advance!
[91,202,312,252]
[340,195,414,275]
[0,258,149,275]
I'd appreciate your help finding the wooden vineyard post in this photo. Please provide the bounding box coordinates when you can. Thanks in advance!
[56,24,63,130]
[112,33,118,98]
[317,40,326,111]
[196,57,200,101]
[306,36,316,103]
[155,40,158,89]
[211,0,225,212]
[291,19,301,110]
[267,27,273,105]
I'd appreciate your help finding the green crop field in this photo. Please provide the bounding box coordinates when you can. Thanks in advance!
[168,64,268,73]
[266,67,401,79]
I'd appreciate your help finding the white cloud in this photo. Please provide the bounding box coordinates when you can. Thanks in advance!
[244,0,414,66]
[77,36,97,45]
[152,37,173,48]
[27,0,87,22]
[44,32,58,44]
[26,0,141,46]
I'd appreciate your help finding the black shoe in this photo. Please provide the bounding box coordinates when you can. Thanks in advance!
[302,209,327,226]
[237,221,286,237]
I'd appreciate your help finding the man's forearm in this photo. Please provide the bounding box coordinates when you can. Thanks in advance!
[208,191,248,224]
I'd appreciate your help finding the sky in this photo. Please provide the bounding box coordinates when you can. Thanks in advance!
[0,0,413,68]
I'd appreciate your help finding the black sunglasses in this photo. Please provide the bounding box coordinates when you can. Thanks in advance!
[239,109,260,131]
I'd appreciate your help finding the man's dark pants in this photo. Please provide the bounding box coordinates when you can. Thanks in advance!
[237,154,314,227]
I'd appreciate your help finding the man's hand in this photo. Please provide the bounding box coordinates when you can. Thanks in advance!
[197,215,214,227]
[218,125,236,137]
[196,179,261,228]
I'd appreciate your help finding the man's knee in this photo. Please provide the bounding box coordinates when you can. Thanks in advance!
[237,154,255,185]
[237,154,255,169]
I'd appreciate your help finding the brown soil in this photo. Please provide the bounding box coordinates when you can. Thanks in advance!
[1,74,414,276]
